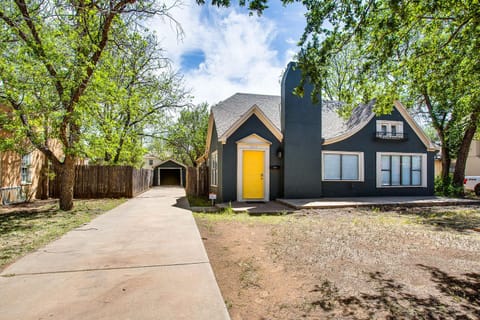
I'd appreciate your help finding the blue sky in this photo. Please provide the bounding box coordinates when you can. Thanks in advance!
[147,1,306,104]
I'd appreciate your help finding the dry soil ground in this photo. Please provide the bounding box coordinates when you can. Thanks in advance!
[195,206,480,320]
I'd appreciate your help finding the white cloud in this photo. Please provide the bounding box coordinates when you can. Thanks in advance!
[147,1,302,105]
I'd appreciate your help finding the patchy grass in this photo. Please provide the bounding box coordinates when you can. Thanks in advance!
[187,195,213,207]
[238,257,261,288]
[196,206,480,319]
[406,207,480,232]
[194,211,289,224]
[0,198,125,269]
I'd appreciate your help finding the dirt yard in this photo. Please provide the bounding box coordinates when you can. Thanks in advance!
[195,206,480,319]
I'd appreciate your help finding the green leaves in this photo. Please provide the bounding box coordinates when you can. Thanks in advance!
[295,0,479,187]
[82,29,190,166]
[152,103,209,167]
[0,0,184,208]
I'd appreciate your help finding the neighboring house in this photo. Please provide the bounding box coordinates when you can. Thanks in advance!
[200,63,437,202]
[143,154,164,170]
[0,104,47,203]
[435,140,480,177]
[465,140,480,176]
[0,149,51,204]
[0,105,66,204]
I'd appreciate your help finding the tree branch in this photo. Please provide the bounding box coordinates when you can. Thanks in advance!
[9,98,62,167]
[62,0,136,148]
[14,0,65,99]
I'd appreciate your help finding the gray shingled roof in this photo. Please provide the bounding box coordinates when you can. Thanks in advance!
[212,93,281,139]
[322,100,375,139]
[211,93,375,140]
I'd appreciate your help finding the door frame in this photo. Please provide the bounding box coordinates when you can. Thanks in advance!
[236,134,270,202]
[157,167,183,186]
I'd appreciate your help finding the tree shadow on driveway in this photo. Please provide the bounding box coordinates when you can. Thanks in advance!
[395,206,480,233]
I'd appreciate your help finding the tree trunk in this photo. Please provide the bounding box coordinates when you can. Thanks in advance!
[56,155,76,210]
[452,111,480,193]
[440,145,451,181]
[38,154,49,200]
[113,134,126,164]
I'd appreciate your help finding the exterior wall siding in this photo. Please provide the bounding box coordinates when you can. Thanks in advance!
[0,149,48,201]
[219,114,282,202]
[465,140,480,176]
[322,109,435,196]
[142,156,163,170]
[208,122,222,201]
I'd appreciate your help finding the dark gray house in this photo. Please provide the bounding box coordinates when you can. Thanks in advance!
[202,63,436,202]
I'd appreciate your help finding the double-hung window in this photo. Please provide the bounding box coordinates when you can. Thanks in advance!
[376,120,404,139]
[210,151,218,186]
[378,153,426,187]
[21,153,32,184]
[322,151,364,181]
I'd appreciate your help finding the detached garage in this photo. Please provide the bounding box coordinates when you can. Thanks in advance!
[153,159,187,187]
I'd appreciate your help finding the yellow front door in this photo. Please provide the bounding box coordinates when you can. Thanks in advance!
[242,150,264,199]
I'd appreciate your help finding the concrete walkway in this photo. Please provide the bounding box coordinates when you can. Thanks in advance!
[217,201,293,214]
[278,196,480,209]
[0,187,230,320]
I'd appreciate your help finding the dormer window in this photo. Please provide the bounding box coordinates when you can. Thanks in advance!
[376,121,405,140]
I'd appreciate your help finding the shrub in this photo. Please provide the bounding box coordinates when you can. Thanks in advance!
[434,175,464,197]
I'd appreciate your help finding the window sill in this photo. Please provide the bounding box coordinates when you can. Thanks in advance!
[377,185,426,188]
[323,180,364,182]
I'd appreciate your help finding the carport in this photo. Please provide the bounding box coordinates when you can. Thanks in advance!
[153,159,187,187]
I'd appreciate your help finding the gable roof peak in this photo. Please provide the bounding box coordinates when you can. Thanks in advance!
[211,93,281,141]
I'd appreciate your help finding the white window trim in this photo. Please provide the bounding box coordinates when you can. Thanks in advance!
[21,153,32,185]
[210,151,218,187]
[376,120,404,140]
[236,134,271,202]
[376,120,404,134]
[376,152,427,188]
[322,151,364,182]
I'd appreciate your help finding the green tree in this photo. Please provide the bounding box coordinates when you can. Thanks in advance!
[294,0,479,194]
[83,32,190,167]
[160,103,209,167]
[0,0,178,210]
[321,44,363,104]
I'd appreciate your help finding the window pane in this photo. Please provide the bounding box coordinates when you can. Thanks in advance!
[391,125,397,136]
[391,156,401,185]
[401,156,411,185]
[342,155,358,180]
[412,171,421,185]
[381,156,390,170]
[412,156,421,170]
[21,154,31,166]
[324,154,340,180]
[381,171,390,185]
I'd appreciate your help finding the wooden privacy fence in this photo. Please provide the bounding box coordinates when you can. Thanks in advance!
[50,166,153,199]
[185,165,209,197]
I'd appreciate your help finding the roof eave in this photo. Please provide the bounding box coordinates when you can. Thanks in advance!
[393,101,437,151]
[218,104,283,144]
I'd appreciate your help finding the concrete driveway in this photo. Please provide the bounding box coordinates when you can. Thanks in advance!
[0,187,230,320]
